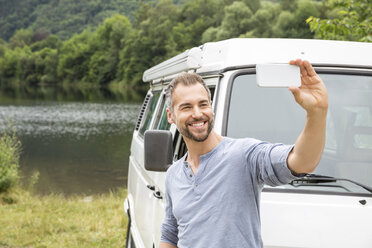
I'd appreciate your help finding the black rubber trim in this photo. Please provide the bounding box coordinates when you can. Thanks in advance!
[262,187,372,198]
[315,68,372,76]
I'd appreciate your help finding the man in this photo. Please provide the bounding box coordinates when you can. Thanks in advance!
[160,59,328,248]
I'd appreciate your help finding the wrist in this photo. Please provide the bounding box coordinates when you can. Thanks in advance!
[306,107,328,119]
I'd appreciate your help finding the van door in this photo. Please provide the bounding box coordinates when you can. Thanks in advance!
[128,90,161,248]
[149,96,173,246]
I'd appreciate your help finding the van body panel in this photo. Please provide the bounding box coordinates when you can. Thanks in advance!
[261,192,372,248]
[126,167,146,248]
[128,154,154,248]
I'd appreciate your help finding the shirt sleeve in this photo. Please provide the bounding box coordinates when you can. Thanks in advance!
[160,173,179,246]
[244,139,304,187]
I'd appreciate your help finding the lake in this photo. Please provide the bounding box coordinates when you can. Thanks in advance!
[0,88,142,195]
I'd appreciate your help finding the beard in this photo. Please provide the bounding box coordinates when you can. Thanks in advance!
[179,117,214,142]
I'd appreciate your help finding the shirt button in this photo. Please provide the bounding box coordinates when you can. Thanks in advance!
[189,174,192,177]
[195,184,198,187]
[185,164,188,168]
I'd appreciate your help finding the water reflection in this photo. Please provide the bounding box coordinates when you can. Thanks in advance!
[0,101,141,195]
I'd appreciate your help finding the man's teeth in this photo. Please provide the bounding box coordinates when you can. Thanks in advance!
[191,122,204,127]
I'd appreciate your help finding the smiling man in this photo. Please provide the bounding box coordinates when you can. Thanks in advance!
[160,59,328,248]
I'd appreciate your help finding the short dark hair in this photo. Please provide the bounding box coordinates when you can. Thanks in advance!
[165,72,211,113]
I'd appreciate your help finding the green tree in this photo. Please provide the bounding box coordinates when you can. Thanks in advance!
[173,0,220,51]
[115,0,181,98]
[9,29,34,49]
[216,1,254,40]
[88,15,133,84]
[57,31,94,82]
[38,48,59,84]
[280,0,298,12]
[249,2,279,38]
[201,27,219,43]
[307,0,372,41]
[280,0,320,38]
[241,0,261,13]
[0,47,25,83]
[273,11,295,37]
[30,35,62,52]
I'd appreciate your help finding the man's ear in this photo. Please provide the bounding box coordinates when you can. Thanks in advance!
[166,108,175,124]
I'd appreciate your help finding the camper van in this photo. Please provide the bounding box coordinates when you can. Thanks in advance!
[124,38,372,248]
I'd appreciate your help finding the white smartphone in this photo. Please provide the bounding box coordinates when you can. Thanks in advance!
[256,63,301,88]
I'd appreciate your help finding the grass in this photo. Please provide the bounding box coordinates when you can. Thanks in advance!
[0,188,128,248]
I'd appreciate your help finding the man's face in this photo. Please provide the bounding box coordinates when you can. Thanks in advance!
[167,83,214,142]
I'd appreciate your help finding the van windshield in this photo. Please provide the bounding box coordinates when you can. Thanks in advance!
[227,73,372,194]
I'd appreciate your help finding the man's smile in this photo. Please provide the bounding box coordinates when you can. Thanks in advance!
[188,121,207,129]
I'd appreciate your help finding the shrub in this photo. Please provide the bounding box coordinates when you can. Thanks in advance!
[0,128,21,193]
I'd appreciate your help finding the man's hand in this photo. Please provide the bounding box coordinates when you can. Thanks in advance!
[287,59,329,174]
[288,59,328,114]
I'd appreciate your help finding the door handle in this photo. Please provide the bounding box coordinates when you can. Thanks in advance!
[153,191,163,199]
[147,185,155,191]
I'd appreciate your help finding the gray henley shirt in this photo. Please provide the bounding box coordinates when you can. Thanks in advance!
[160,136,302,248]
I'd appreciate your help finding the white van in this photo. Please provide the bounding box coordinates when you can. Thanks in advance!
[124,38,372,248]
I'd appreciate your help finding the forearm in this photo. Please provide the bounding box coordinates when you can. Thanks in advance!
[160,242,177,248]
[288,109,327,174]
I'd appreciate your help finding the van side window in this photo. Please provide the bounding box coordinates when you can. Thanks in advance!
[157,102,171,130]
[139,91,161,136]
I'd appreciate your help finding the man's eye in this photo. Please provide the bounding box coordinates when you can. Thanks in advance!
[182,106,191,110]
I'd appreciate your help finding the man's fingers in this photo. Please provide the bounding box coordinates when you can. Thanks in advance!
[289,59,308,78]
[303,60,316,77]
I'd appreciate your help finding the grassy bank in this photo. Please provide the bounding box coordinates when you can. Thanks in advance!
[0,188,128,247]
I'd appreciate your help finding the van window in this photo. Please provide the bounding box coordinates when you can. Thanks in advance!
[139,91,161,136]
[227,74,304,144]
[157,103,171,130]
[153,94,171,131]
[227,73,372,194]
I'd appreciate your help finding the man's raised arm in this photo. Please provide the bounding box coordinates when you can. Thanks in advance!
[287,59,328,174]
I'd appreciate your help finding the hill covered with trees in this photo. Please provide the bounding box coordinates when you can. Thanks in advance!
[0,0,144,41]
[0,0,370,100]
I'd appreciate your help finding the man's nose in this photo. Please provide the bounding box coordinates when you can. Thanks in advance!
[191,106,203,118]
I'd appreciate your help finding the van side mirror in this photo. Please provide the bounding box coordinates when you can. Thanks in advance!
[144,130,173,171]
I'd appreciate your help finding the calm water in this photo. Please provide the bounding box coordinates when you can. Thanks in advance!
[0,99,141,195]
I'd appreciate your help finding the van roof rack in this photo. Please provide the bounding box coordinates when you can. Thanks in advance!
[143,47,202,83]
[142,38,372,82]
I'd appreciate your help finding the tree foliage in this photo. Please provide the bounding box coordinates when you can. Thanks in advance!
[0,0,145,41]
[1,0,368,101]
[307,0,372,42]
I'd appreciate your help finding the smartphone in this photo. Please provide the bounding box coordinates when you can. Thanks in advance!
[256,63,301,88]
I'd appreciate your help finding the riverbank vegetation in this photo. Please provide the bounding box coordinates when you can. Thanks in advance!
[0,126,21,196]
[0,188,128,247]
[0,127,127,247]
[0,0,370,101]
